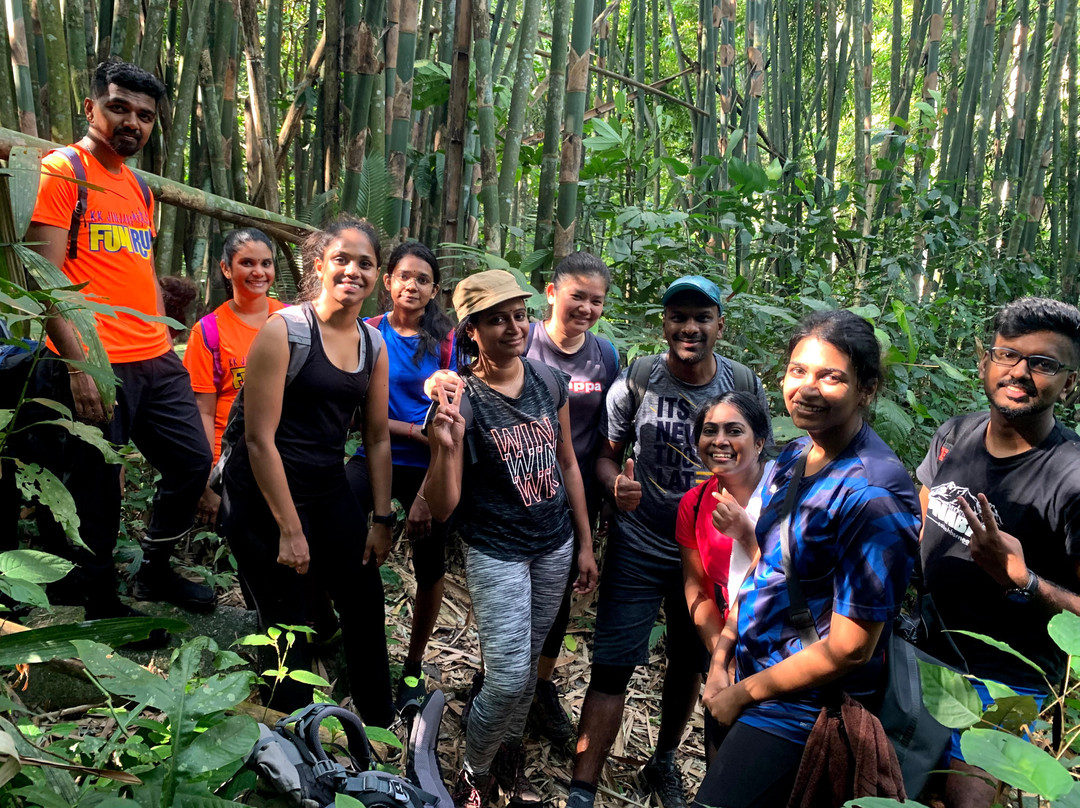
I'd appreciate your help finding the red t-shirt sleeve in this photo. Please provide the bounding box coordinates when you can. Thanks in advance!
[184,320,217,394]
[32,153,79,229]
[676,483,706,550]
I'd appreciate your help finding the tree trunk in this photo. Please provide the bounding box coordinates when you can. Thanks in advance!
[534,0,572,257]
[473,0,501,252]
[440,0,472,254]
[554,0,594,260]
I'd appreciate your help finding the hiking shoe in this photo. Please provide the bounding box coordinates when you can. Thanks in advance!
[528,678,573,744]
[491,741,543,807]
[460,670,484,731]
[397,670,428,715]
[133,563,216,613]
[640,753,688,808]
[450,768,495,808]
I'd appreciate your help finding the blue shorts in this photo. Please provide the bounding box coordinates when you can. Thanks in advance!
[947,678,1046,762]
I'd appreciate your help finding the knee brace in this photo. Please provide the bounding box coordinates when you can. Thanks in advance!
[412,530,447,589]
[589,663,634,696]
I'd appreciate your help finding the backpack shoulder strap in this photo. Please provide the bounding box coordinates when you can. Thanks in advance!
[132,170,152,213]
[526,357,565,409]
[598,335,619,383]
[692,480,711,524]
[278,304,314,386]
[525,321,537,354]
[55,147,87,261]
[367,313,384,328]
[626,355,658,417]
[728,357,756,393]
[199,312,224,389]
[359,319,377,377]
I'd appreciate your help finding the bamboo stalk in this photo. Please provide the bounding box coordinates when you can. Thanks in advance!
[154,0,211,275]
[0,0,17,128]
[554,0,595,260]
[496,0,542,229]
[63,0,89,129]
[534,0,572,257]
[340,0,387,213]
[388,0,419,236]
[440,0,472,255]
[473,0,501,253]
[35,0,72,144]
[137,0,168,75]
[238,0,280,212]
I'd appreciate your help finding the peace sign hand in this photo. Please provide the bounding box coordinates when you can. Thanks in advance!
[429,372,466,451]
[956,492,1029,589]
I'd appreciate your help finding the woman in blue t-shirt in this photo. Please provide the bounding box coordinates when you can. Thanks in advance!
[693,310,919,808]
[345,241,454,711]
[425,270,598,808]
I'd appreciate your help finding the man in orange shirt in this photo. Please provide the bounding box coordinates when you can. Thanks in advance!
[24,58,215,621]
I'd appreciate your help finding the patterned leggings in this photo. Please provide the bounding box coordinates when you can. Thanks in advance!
[464,537,574,775]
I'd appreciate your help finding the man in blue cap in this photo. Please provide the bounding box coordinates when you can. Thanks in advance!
[568,277,770,808]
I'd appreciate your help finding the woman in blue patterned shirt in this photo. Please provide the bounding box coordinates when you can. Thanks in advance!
[692,310,920,808]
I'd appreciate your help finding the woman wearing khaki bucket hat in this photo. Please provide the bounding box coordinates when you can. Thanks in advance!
[424,269,598,808]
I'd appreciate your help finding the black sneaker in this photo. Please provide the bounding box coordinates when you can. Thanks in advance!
[133,564,216,613]
[528,678,573,744]
[460,670,484,731]
[491,741,543,807]
[396,669,428,715]
[640,753,688,808]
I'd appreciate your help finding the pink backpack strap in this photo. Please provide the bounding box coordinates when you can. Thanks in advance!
[199,312,224,389]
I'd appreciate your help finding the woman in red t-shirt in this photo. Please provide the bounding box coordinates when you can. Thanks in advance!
[677,392,773,658]
[184,227,284,525]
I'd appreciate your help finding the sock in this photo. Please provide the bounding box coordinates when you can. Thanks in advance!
[403,660,423,680]
[567,782,597,808]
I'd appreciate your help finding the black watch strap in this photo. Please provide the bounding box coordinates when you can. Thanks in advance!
[371,513,395,527]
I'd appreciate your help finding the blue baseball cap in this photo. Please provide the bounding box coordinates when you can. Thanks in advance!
[661,276,724,312]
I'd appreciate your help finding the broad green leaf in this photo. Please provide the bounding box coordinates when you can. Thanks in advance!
[1048,611,1080,655]
[13,461,84,549]
[7,147,43,239]
[287,668,331,687]
[184,671,256,717]
[980,695,1038,734]
[960,728,1074,800]
[931,355,968,383]
[72,640,179,711]
[1051,782,1080,807]
[336,795,366,808]
[843,799,930,808]
[947,630,1046,675]
[0,613,185,665]
[917,659,982,729]
[846,304,882,320]
[0,549,74,584]
[177,715,259,775]
[982,680,1020,700]
[236,634,277,647]
[0,717,78,803]
[564,635,578,652]
[32,419,121,462]
[365,725,404,749]
[0,577,49,608]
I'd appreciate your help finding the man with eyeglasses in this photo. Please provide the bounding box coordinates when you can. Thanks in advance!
[917,297,1080,808]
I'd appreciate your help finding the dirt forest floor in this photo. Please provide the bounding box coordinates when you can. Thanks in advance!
[350,537,709,808]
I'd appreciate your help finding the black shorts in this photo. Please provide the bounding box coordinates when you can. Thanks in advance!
[591,528,705,670]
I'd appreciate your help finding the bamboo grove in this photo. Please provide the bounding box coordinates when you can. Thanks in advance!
[1,0,1079,307]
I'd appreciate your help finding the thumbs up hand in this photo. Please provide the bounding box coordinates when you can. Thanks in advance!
[711,487,754,543]
[614,458,643,511]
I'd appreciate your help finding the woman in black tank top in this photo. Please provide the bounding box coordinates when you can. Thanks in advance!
[222,217,395,726]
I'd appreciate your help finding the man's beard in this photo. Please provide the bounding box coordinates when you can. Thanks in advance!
[109,131,141,157]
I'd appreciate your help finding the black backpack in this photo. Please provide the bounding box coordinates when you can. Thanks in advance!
[245,703,436,808]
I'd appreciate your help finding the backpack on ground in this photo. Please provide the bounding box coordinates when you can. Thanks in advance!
[207,303,376,492]
[245,703,436,808]
[406,689,453,808]
[53,147,152,261]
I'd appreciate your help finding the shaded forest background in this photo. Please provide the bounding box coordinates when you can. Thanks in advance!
[2,0,1080,459]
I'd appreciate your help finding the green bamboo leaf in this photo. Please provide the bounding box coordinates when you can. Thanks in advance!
[0,549,73,583]
[960,729,1074,800]
[0,617,188,665]
[13,461,85,549]
[947,630,1047,675]
[917,659,982,729]
[1048,611,1080,655]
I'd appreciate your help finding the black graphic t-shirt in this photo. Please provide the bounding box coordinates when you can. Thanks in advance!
[459,359,572,560]
[917,412,1080,689]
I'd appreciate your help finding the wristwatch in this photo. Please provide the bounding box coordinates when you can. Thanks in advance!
[1005,569,1039,603]
[371,513,395,527]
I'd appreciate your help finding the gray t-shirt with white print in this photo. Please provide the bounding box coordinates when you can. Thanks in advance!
[601,352,770,565]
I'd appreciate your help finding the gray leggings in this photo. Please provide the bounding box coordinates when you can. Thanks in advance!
[464,537,574,775]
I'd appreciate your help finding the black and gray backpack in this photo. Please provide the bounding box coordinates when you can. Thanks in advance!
[245,703,437,808]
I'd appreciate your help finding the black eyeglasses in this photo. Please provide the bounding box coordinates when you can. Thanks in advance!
[987,347,1075,377]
